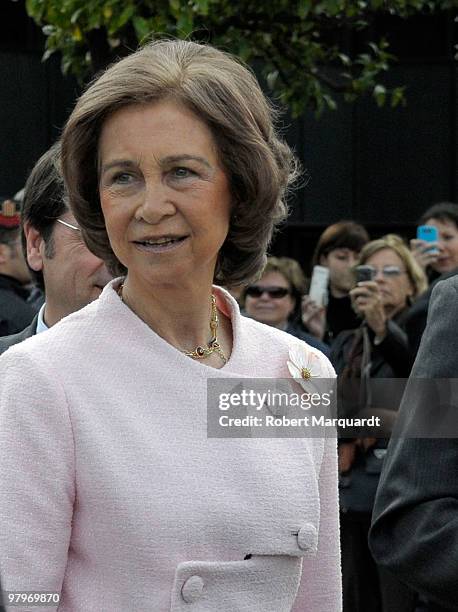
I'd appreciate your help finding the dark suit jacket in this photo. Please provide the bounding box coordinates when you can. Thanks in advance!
[369,276,458,611]
[0,315,38,356]
[0,274,36,337]
[404,268,458,358]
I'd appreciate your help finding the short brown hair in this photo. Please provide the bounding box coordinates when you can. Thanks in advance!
[312,220,369,267]
[262,256,307,296]
[61,39,298,284]
[358,234,428,300]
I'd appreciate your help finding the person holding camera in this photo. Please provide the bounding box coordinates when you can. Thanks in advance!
[301,220,370,345]
[330,234,427,612]
[406,202,458,356]
[332,234,427,380]
[410,202,458,278]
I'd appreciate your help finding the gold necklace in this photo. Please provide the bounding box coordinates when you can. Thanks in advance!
[117,285,227,364]
[184,294,227,364]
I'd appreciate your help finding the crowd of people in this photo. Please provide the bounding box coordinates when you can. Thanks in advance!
[0,38,457,612]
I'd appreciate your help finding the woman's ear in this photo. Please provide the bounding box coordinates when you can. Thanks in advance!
[319,254,327,266]
[23,221,45,272]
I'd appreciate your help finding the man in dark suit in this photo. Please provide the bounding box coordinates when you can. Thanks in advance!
[0,143,111,356]
[0,198,35,336]
[369,275,458,611]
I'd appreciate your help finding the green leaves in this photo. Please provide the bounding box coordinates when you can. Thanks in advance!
[373,84,386,107]
[20,0,451,115]
[132,15,152,42]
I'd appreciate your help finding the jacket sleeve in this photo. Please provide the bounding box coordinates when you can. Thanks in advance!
[292,435,342,611]
[0,347,75,611]
[369,278,458,610]
[371,319,412,376]
[292,358,342,612]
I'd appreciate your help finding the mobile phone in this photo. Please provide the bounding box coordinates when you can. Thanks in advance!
[355,265,375,283]
[309,265,329,307]
[417,225,439,253]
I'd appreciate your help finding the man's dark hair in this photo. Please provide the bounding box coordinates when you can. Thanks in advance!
[419,202,458,229]
[21,142,67,291]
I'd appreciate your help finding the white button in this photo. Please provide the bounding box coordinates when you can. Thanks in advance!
[181,575,204,604]
[297,523,318,552]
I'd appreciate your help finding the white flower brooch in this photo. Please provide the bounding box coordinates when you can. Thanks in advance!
[287,345,328,392]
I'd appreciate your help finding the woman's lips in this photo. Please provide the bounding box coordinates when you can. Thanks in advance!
[254,304,277,311]
[133,236,188,253]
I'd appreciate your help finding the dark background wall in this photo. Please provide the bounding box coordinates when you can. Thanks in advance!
[1,2,456,272]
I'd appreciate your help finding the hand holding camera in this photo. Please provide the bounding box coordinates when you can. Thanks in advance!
[350,266,387,339]
[301,295,326,340]
[410,225,440,270]
[301,265,329,340]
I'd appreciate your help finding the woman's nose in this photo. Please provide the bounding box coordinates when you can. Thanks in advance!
[135,182,176,223]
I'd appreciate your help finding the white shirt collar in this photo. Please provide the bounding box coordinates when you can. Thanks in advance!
[36,303,49,334]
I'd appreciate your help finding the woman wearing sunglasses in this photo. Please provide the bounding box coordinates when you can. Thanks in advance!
[243,256,330,355]
[330,234,427,612]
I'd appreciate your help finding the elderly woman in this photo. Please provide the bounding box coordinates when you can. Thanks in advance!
[243,256,330,355]
[0,41,341,611]
[331,234,427,612]
[332,234,427,382]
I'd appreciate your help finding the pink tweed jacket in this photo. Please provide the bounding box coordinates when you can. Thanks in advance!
[0,282,341,611]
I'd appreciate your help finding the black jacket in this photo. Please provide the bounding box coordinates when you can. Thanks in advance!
[331,311,412,380]
[403,268,458,357]
[0,274,36,337]
[325,292,361,345]
[331,311,412,514]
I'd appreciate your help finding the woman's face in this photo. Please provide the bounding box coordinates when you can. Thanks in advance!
[364,248,414,317]
[244,271,296,329]
[98,100,232,288]
[424,217,458,274]
[320,248,359,297]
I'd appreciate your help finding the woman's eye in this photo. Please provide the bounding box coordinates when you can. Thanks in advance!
[112,172,134,184]
[171,167,194,179]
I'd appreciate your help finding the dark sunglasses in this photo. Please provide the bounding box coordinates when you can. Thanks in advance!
[245,286,291,299]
